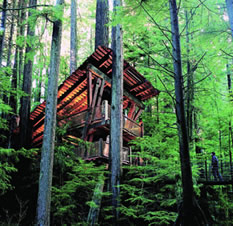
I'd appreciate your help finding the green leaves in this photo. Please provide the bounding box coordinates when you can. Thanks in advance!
[51,142,106,224]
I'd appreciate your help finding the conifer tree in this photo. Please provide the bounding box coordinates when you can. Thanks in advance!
[70,0,77,74]
[226,0,233,38]
[169,0,207,224]
[19,0,37,148]
[95,0,109,49]
[110,0,123,223]
[36,0,64,225]
[0,0,7,66]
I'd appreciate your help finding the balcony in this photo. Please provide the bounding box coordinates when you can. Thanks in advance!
[69,137,131,164]
[59,100,143,139]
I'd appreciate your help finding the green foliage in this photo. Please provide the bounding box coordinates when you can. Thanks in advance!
[0,148,38,195]
[51,142,106,225]
[0,148,17,195]
[117,103,180,225]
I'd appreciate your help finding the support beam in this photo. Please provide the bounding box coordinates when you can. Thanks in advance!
[134,108,143,121]
[89,64,145,109]
[87,68,93,108]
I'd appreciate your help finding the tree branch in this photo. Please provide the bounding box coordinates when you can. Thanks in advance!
[190,52,206,73]
[179,1,204,36]
[136,44,175,78]
[220,49,233,58]
[0,4,52,11]
[198,0,220,15]
[138,0,174,49]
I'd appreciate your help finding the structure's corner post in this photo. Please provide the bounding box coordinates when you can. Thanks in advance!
[87,65,93,109]
[99,138,103,156]
[102,100,109,121]
[129,147,132,165]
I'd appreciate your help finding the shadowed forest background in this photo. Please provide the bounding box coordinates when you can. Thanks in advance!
[0,0,233,225]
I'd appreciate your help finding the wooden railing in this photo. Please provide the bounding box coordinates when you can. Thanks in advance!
[193,158,233,182]
[75,139,131,164]
[61,102,143,137]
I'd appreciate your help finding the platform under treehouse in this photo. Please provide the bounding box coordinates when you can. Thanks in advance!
[30,46,159,164]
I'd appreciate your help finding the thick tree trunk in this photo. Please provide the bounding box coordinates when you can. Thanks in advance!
[226,0,233,38]
[6,0,15,67]
[9,0,24,114]
[185,10,194,144]
[19,0,37,148]
[18,0,27,88]
[110,0,123,223]
[227,64,233,179]
[2,0,15,120]
[0,0,7,66]
[36,0,64,225]
[9,47,18,114]
[169,0,196,224]
[70,0,77,74]
[95,0,109,49]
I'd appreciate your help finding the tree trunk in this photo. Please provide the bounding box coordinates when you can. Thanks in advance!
[36,0,64,225]
[19,0,37,148]
[185,10,194,144]
[110,0,123,223]
[226,0,233,38]
[70,0,77,74]
[2,0,15,119]
[9,0,25,114]
[169,0,196,224]
[95,0,109,49]
[6,0,16,68]
[9,48,18,114]
[0,0,7,66]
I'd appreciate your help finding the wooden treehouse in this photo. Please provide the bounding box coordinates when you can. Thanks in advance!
[30,46,159,164]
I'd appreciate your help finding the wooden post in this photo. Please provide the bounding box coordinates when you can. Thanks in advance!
[99,138,103,156]
[87,68,93,108]
[82,69,93,140]
[102,100,109,121]
[91,78,101,120]
[125,102,136,129]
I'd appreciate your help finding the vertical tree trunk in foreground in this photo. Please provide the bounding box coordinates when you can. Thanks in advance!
[95,0,109,49]
[70,0,77,74]
[6,0,16,68]
[36,0,64,225]
[18,0,27,88]
[0,0,7,66]
[226,0,233,38]
[19,0,37,148]
[169,0,199,225]
[9,0,24,115]
[110,0,123,223]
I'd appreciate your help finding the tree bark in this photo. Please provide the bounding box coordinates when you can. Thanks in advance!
[6,0,16,67]
[36,0,64,225]
[226,0,233,38]
[185,10,194,144]
[110,0,123,223]
[169,0,196,224]
[9,0,25,114]
[95,0,109,49]
[19,0,37,148]
[0,0,7,66]
[70,0,77,74]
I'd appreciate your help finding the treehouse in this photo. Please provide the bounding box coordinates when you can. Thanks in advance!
[30,46,159,164]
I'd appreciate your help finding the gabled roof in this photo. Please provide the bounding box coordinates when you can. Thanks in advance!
[30,46,159,146]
